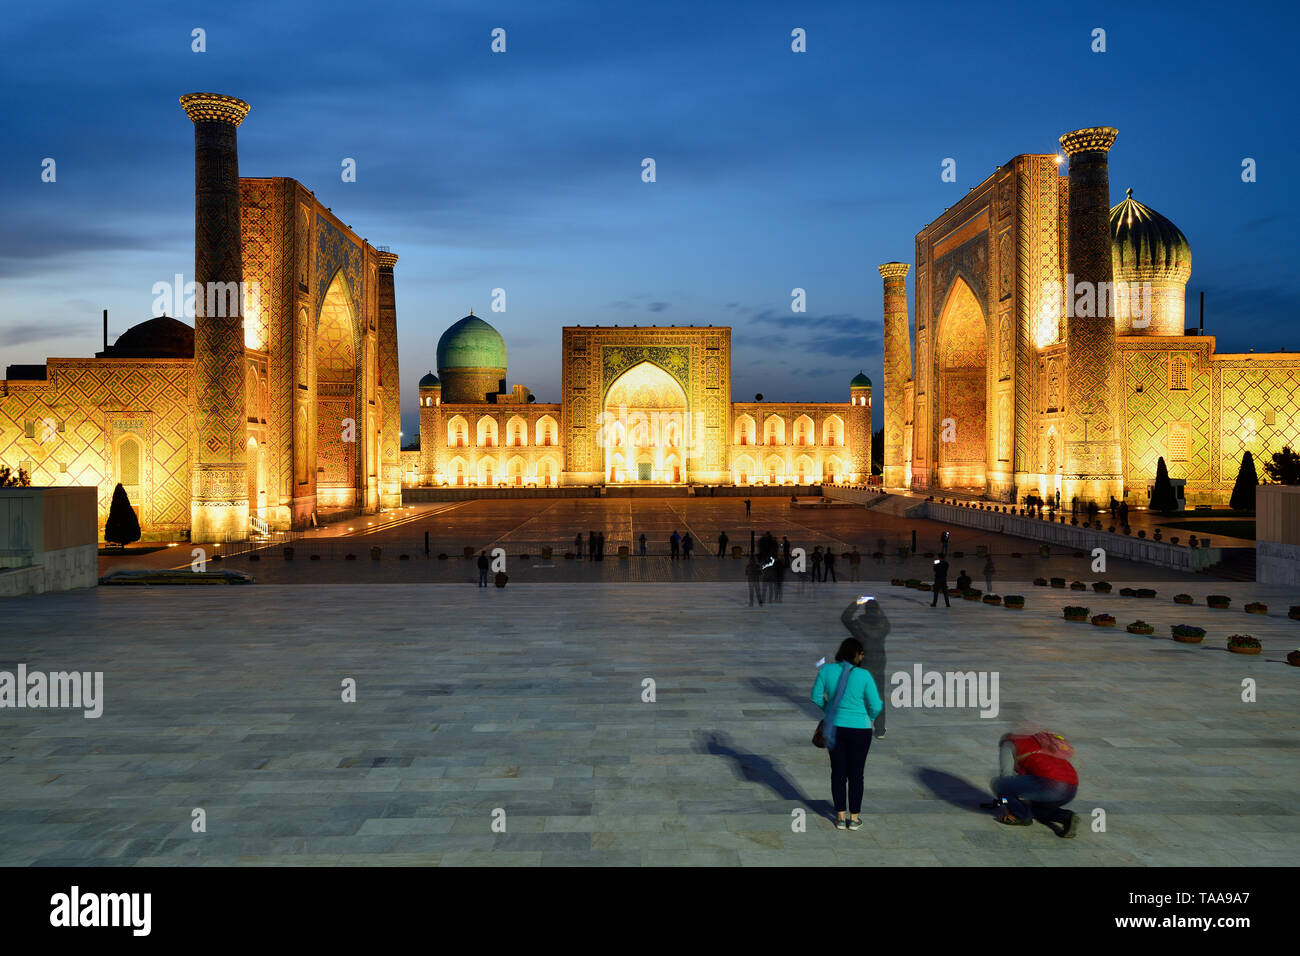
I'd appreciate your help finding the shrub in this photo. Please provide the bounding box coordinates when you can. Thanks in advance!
[1227,634,1261,649]
[1050,577,1066,588]
[1126,620,1155,634]
[1004,595,1025,608]
[1171,624,1205,641]
[1091,613,1116,626]
[905,578,921,587]
[962,589,982,600]
[1070,581,1087,590]
[1207,595,1231,607]
[1119,587,1136,597]
[1174,593,1193,604]
[983,594,1001,604]
[1245,602,1267,614]
[104,483,141,548]
[1063,606,1090,619]
[1136,588,1157,599]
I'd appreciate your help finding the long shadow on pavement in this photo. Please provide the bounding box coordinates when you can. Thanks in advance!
[913,767,990,815]
[695,731,833,820]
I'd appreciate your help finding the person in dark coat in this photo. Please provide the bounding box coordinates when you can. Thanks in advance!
[931,558,950,607]
[575,532,583,558]
[477,550,490,587]
[670,531,681,559]
[811,546,824,582]
[596,531,605,560]
[956,569,972,592]
[824,549,838,583]
[745,498,752,517]
[782,536,791,567]
[588,531,596,562]
[717,531,729,557]
[841,597,890,738]
[682,532,693,559]
[639,533,647,556]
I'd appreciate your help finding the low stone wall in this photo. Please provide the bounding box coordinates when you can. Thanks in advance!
[1257,485,1300,585]
[917,501,1222,572]
[0,486,98,596]
[821,486,893,508]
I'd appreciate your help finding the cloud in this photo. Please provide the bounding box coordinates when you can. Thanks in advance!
[647,301,669,312]
[0,320,90,347]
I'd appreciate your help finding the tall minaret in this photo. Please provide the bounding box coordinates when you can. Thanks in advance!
[376,250,402,508]
[1059,127,1123,506]
[879,262,912,489]
[181,93,250,542]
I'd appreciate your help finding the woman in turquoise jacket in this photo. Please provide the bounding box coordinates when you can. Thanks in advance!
[811,630,885,830]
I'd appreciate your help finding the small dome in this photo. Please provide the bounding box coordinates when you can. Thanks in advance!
[850,371,872,388]
[1110,188,1191,282]
[436,314,506,371]
[104,315,194,358]
[418,370,440,388]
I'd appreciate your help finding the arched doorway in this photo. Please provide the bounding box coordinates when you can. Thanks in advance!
[316,272,358,508]
[935,278,988,491]
[602,361,688,483]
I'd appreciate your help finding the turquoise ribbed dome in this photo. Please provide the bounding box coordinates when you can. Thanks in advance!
[436,314,507,371]
[1110,188,1191,281]
[418,370,439,387]
[850,371,872,388]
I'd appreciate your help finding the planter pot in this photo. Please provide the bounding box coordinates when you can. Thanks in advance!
[1172,634,1203,644]
[1093,584,1112,593]
[947,588,963,597]
[1245,605,1267,615]
[963,592,982,601]
[1070,583,1087,591]
[1004,603,1024,610]
[1174,596,1194,604]
[1207,602,1231,610]
[1092,619,1116,627]
[1127,625,1155,635]
[1287,650,1300,667]
[1050,581,1066,589]
[1228,645,1261,655]
[1289,607,1300,620]
[983,596,1001,605]
[1033,578,1048,586]
[1064,615,1088,623]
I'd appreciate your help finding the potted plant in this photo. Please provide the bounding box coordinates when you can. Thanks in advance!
[1153,530,1163,542]
[983,593,1001,605]
[1174,593,1194,605]
[963,589,982,601]
[1033,577,1048,586]
[1126,620,1155,635]
[1290,606,1300,620]
[1091,613,1116,627]
[494,570,509,588]
[1119,587,1136,597]
[905,578,921,588]
[1287,650,1300,667]
[1136,588,1157,599]
[1207,595,1231,609]
[1050,577,1066,589]
[1004,595,1025,609]
[1245,602,1267,615]
[1226,634,1261,655]
[1070,581,1087,591]
[1063,606,1090,622]
[1093,581,1112,593]
[1171,624,1205,644]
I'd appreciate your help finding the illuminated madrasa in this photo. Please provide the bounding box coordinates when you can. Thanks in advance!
[0,93,399,541]
[411,322,872,488]
[879,126,1300,506]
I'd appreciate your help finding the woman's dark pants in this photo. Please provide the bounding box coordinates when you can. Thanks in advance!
[829,727,873,814]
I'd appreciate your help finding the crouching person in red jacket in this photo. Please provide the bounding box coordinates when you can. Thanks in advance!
[990,732,1079,838]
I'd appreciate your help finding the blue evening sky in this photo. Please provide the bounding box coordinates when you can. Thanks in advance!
[1,0,1295,438]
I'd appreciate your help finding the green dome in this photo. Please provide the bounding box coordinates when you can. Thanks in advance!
[1110,188,1191,282]
[850,371,872,388]
[418,370,440,388]
[436,314,506,371]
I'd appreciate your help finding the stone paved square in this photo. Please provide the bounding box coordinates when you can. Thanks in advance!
[3,575,1297,866]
